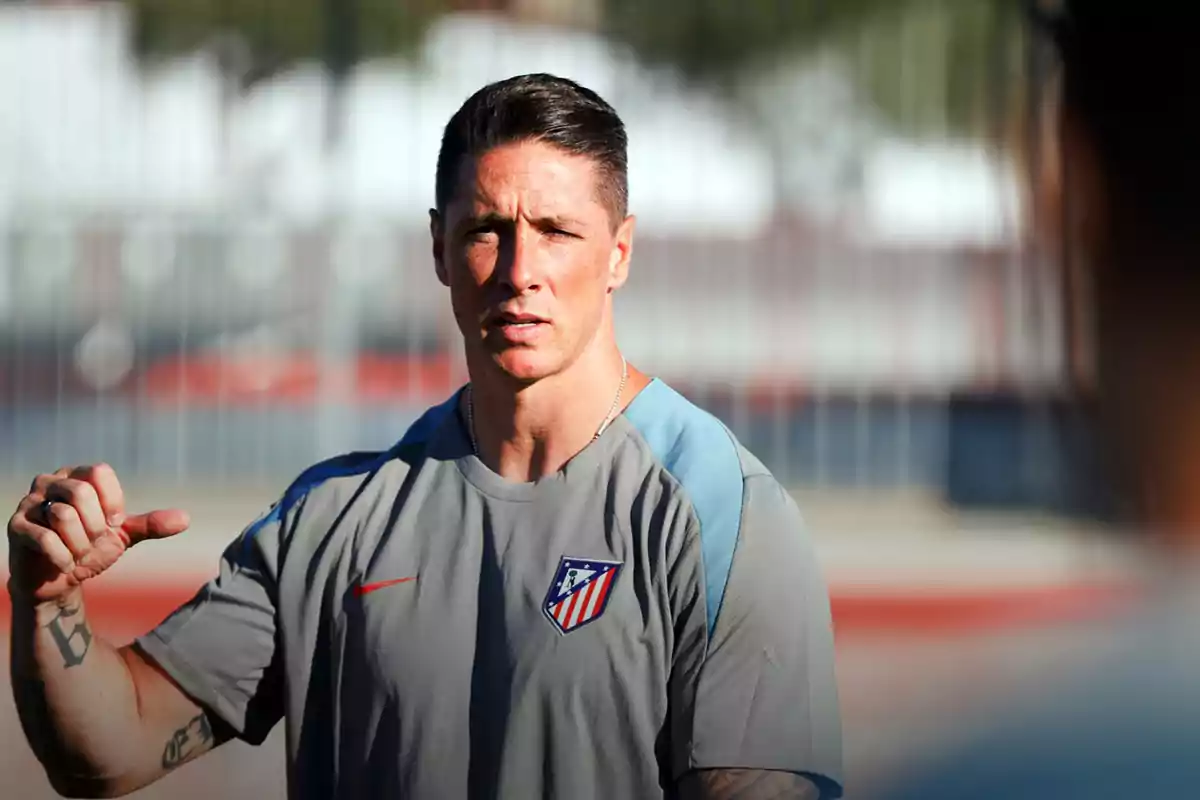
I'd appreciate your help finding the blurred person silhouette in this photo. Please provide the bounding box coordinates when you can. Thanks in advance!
[881,2,1200,798]
[7,75,842,799]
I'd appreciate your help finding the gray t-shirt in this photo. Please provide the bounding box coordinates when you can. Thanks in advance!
[135,378,843,799]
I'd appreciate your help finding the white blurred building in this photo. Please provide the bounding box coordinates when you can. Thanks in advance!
[0,2,1052,397]
[0,2,1019,248]
[0,4,775,236]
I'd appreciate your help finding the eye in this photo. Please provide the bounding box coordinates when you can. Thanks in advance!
[545,228,577,240]
[465,224,498,243]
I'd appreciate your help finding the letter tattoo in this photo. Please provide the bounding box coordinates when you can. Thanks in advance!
[44,602,92,669]
[161,713,214,769]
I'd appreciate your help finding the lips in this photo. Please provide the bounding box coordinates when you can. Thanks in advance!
[490,311,548,326]
[486,310,550,343]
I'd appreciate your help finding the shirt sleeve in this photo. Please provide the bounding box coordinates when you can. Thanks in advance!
[132,503,286,745]
[669,474,844,798]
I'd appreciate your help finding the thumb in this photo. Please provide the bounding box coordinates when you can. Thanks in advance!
[120,509,191,545]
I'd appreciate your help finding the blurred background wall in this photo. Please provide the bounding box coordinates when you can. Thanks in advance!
[0,0,1086,516]
[1,4,1152,797]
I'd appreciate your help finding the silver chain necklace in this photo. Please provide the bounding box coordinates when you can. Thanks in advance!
[465,356,629,457]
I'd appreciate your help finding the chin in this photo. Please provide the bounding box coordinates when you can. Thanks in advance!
[491,349,563,383]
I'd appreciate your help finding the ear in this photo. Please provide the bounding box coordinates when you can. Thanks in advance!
[607,215,636,293]
[430,209,448,287]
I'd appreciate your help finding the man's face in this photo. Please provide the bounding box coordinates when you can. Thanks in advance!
[431,139,634,384]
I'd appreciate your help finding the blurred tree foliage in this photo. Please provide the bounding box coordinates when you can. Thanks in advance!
[127,0,443,86]
[126,0,446,149]
[603,0,1026,142]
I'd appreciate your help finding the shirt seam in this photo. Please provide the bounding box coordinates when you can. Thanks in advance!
[682,425,751,771]
[453,421,636,503]
[623,427,710,776]
[621,427,705,562]
[451,473,538,503]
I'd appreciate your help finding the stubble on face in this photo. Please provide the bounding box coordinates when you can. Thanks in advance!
[434,140,631,386]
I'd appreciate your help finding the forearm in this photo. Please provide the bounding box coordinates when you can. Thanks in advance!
[10,586,147,794]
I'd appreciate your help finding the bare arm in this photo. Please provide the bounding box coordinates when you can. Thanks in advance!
[10,587,230,797]
[7,464,221,798]
[678,769,823,800]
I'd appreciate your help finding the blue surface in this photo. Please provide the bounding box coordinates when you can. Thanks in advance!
[625,379,745,636]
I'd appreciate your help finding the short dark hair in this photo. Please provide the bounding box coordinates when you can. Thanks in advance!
[434,73,629,225]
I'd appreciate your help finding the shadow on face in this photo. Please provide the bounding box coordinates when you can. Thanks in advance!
[429,139,635,386]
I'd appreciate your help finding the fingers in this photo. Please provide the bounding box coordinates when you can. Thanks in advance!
[27,464,125,536]
[9,464,185,588]
[69,463,125,527]
[42,499,91,560]
[11,464,125,579]
[29,467,71,495]
[44,478,108,542]
[8,496,76,573]
[121,509,190,544]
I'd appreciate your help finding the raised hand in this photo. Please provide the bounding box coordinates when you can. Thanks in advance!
[7,464,190,602]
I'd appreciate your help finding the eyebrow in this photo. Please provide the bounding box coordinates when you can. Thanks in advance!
[456,211,585,232]
[536,214,585,230]
[455,211,505,231]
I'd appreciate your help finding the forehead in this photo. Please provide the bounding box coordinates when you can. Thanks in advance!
[447,140,608,220]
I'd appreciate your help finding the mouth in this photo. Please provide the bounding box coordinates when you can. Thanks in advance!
[484,311,550,343]
[487,312,549,329]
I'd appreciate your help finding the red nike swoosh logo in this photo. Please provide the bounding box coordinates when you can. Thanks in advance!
[353,576,418,596]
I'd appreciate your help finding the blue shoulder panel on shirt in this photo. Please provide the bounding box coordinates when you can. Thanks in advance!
[241,450,388,549]
[244,391,461,545]
[624,379,744,637]
[398,389,462,448]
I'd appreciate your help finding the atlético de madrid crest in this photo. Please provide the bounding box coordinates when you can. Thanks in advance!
[543,556,622,635]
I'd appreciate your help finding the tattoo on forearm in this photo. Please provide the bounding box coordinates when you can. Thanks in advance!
[43,603,93,669]
[682,769,821,800]
[161,713,214,769]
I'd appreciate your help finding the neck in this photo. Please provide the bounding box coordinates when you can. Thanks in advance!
[465,343,640,482]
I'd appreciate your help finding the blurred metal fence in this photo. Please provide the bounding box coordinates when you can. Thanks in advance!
[0,214,1063,494]
[0,1,1079,508]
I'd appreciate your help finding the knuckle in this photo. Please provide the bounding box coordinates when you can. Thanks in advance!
[29,473,55,493]
[51,481,76,504]
[10,495,38,522]
[48,502,77,526]
[83,463,112,482]
[10,501,36,538]
[64,480,97,507]
[92,463,122,501]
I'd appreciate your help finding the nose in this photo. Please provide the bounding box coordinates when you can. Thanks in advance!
[497,223,542,294]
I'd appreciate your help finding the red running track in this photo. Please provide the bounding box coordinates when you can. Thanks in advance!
[0,578,1139,641]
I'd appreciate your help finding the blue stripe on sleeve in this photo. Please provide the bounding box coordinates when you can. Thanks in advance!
[624,379,744,637]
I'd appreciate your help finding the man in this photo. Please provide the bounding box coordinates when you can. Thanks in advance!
[882,3,1200,798]
[8,74,843,799]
